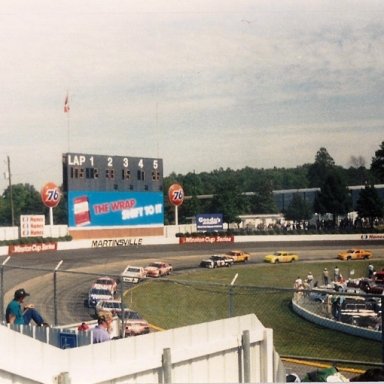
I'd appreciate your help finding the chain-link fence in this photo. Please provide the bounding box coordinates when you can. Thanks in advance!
[1,264,382,369]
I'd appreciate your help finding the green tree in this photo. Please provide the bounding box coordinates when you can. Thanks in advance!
[176,172,204,222]
[284,193,313,225]
[248,179,278,214]
[356,184,384,228]
[0,183,68,227]
[0,183,43,226]
[346,155,371,186]
[371,141,384,182]
[52,189,68,225]
[313,172,352,226]
[209,177,248,227]
[307,147,336,187]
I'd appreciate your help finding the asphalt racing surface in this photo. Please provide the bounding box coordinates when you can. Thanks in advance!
[3,239,384,324]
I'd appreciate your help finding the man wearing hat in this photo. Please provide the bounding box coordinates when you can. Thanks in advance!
[5,288,48,326]
[93,311,113,343]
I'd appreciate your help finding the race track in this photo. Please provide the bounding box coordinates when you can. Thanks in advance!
[2,240,384,325]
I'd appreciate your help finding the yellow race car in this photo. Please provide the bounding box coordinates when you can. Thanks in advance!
[225,250,250,263]
[337,249,372,261]
[264,251,299,264]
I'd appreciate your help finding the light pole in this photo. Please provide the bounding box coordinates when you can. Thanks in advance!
[53,260,63,325]
[6,156,15,226]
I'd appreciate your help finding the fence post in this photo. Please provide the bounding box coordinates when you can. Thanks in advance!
[162,347,172,384]
[119,277,125,338]
[228,273,238,317]
[55,371,71,384]
[242,330,251,383]
[382,308,384,364]
[228,286,234,317]
[0,256,10,321]
[54,260,63,326]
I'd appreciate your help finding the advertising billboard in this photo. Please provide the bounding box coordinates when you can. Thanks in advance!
[68,191,164,228]
[20,215,45,237]
[196,214,223,231]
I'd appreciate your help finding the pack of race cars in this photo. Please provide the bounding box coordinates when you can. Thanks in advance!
[86,261,173,336]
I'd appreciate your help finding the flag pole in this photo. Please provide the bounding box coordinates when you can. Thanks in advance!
[64,92,70,152]
[67,112,70,152]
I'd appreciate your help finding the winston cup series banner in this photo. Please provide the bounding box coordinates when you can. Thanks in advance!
[68,191,164,227]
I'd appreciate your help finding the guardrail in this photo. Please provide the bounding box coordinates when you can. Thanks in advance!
[291,293,382,342]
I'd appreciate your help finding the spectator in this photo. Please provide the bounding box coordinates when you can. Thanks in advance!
[368,263,375,279]
[322,268,329,285]
[306,272,314,288]
[334,266,340,282]
[5,288,48,327]
[331,297,341,321]
[350,367,384,381]
[302,279,310,296]
[78,322,90,331]
[293,276,303,289]
[92,311,113,343]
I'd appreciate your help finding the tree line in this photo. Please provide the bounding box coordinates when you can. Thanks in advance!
[165,143,384,228]
[0,142,383,229]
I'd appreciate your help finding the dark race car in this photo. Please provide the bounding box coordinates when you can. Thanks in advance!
[200,255,234,269]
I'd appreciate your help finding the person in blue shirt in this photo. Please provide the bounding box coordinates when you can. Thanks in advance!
[5,288,48,326]
[92,311,113,343]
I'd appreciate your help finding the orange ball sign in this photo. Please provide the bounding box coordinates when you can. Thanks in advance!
[41,182,61,208]
[168,183,184,206]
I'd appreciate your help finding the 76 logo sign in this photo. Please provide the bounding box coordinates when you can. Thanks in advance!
[168,183,184,207]
[41,182,61,208]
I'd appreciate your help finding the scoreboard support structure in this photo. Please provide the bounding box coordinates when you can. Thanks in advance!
[62,153,164,240]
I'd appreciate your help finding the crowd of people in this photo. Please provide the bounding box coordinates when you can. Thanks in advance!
[293,263,383,331]
[294,263,378,291]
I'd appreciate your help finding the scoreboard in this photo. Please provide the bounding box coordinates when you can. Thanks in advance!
[62,153,163,192]
[62,153,164,230]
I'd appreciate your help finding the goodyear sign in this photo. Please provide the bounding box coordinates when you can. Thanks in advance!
[196,214,223,231]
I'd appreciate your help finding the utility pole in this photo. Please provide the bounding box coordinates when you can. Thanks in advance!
[6,156,15,226]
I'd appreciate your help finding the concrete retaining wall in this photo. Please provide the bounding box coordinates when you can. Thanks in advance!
[291,299,381,341]
[0,314,285,384]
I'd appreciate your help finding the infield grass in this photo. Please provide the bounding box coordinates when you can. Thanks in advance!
[124,259,384,363]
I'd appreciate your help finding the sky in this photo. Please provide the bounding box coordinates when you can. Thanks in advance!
[1,0,384,192]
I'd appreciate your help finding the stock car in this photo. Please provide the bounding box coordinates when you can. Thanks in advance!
[264,251,299,264]
[337,248,373,261]
[121,265,147,283]
[144,261,173,277]
[200,255,234,268]
[120,310,150,336]
[87,287,114,308]
[94,299,124,316]
[225,250,250,263]
[92,276,118,295]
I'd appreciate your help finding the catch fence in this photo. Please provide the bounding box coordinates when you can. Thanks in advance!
[1,264,382,370]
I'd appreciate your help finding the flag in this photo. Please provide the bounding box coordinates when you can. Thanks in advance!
[64,94,70,113]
